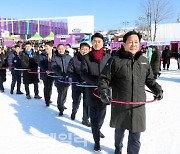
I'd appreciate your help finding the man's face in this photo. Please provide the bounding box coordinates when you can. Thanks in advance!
[25,44,32,51]
[122,34,140,55]
[45,45,52,54]
[92,37,103,50]
[57,45,65,54]
[15,47,20,54]
[80,45,90,55]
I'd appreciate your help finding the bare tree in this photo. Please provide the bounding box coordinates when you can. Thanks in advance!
[140,0,172,41]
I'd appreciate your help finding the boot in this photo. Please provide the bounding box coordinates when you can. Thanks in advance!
[71,113,76,120]
[114,148,122,154]
[94,143,101,152]
[82,119,91,127]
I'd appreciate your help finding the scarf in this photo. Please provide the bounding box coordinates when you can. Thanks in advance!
[92,47,104,63]
[48,52,52,62]
[26,50,33,58]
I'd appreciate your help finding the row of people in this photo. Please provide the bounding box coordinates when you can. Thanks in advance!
[0,31,163,153]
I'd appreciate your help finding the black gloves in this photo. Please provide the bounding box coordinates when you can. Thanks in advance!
[100,93,111,105]
[155,90,163,100]
[61,72,68,78]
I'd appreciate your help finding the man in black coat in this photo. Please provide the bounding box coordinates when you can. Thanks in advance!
[38,41,54,107]
[80,33,111,152]
[67,42,91,127]
[150,46,161,79]
[20,42,41,99]
[0,48,8,93]
[51,44,72,116]
[8,45,23,94]
[162,45,171,70]
[98,31,163,154]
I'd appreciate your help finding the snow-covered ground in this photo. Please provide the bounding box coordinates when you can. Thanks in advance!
[0,59,180,154]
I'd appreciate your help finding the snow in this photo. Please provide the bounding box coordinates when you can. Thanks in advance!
[0,59,180,154]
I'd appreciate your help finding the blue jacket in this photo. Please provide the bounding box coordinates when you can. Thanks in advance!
[8,51,22,75]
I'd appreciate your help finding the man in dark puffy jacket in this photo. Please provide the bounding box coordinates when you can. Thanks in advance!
[80,33,111,152]
[8,45,23,94]
[51,44,72,116]
[98,31,163,154]
[67,42,91,127]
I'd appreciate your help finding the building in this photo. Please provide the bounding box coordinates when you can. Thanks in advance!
[0,17,68,39]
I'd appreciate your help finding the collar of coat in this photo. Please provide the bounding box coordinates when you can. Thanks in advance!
[55,50,67,57]
[74,52,83,60]
[115,48,142,60]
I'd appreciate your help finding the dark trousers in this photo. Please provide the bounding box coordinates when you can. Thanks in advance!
[0,82,4,92]
[24,83,39,96]
[72,88,89,121]
[178,63,180,69]
[89,105,106,144]
[56,84,69,112]
[115,128,141,154]
[43,78,54,104]
[163,63,170,69]
[11,73,21,92]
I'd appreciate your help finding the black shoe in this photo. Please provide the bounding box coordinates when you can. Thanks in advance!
[94,143,101,152]
[16,91,24,95]
[34,95,42,99]
[49,100,53,104]
[10,91,13,94]
[26,95,31,99]
[63,106,67,110]
[100,131,105,138]
[114,148,122,154]
[0,90,4,93]
[71,113,76,120]
[82,120,91,127]
[59,111,63,116]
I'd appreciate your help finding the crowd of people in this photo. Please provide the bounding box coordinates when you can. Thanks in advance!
[0,31,165,154]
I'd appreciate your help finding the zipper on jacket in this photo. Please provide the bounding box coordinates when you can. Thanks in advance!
[60,57,65,73]
[131,58,135,131]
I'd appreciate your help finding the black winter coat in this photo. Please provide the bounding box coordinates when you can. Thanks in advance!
[20,50,39,84]
[98,49,163,132]
[80,51,111,107]
[51,51,72,86]
[0,54,8,83]
[38,51,54,81]
[162,49,171,65]
[151,50,161,74]
[8,52,22,76]
[67,52,84,91]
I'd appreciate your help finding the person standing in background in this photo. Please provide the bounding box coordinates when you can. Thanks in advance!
[162,45,171,70]
[0,47,8,93]
[151,46,161,79]
[175,47,180,69]
[147,46,152,62]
